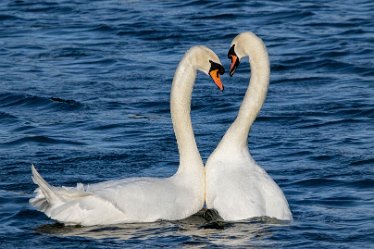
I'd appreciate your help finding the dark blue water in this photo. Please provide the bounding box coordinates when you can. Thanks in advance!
[1,0,373,248]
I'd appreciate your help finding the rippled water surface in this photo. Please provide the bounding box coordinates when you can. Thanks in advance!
[1,0,373,248]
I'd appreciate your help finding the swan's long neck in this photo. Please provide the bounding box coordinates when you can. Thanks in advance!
[220,42,270,150]
[170,55,203,175]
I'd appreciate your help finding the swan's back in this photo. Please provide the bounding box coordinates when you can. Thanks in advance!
[31,166,202,226]
[92,177,194,221]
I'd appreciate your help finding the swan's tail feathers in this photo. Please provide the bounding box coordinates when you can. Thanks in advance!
[30,164,63,212]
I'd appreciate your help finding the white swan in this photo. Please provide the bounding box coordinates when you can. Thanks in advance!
[30,46,225,226]
[205,32,292,221]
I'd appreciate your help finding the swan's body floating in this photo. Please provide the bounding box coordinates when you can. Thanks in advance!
[30,46,225,226]
[205,32,292,221]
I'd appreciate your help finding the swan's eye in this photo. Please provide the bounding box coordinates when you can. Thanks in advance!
[209,60,225,75]
[228,44,236,59]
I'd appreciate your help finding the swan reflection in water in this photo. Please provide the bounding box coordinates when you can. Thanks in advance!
[35,209,289,247]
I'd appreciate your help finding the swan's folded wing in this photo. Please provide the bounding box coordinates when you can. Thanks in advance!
[91,177,187,222]
[30,165,127,225]
[48,194,127,226]
[259,170,293,220]
[33,184,129,226]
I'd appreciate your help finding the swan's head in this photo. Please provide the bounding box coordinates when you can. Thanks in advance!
[187,46,225,91]
[228,32,266,76]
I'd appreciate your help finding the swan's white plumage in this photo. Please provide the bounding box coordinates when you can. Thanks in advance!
[30,46,223,226]
[206,32,292,221]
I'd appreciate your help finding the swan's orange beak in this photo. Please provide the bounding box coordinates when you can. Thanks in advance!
[229,55,239,76]
[209,69,224,91]
[228,45,240,77]
[209,60,225,91]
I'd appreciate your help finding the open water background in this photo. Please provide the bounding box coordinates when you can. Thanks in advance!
[0,0,373,248]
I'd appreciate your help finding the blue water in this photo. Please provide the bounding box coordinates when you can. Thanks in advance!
[1,0,373,248]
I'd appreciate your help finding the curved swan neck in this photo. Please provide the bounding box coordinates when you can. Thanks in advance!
[170,53,203,174]
[220,39,270,149]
